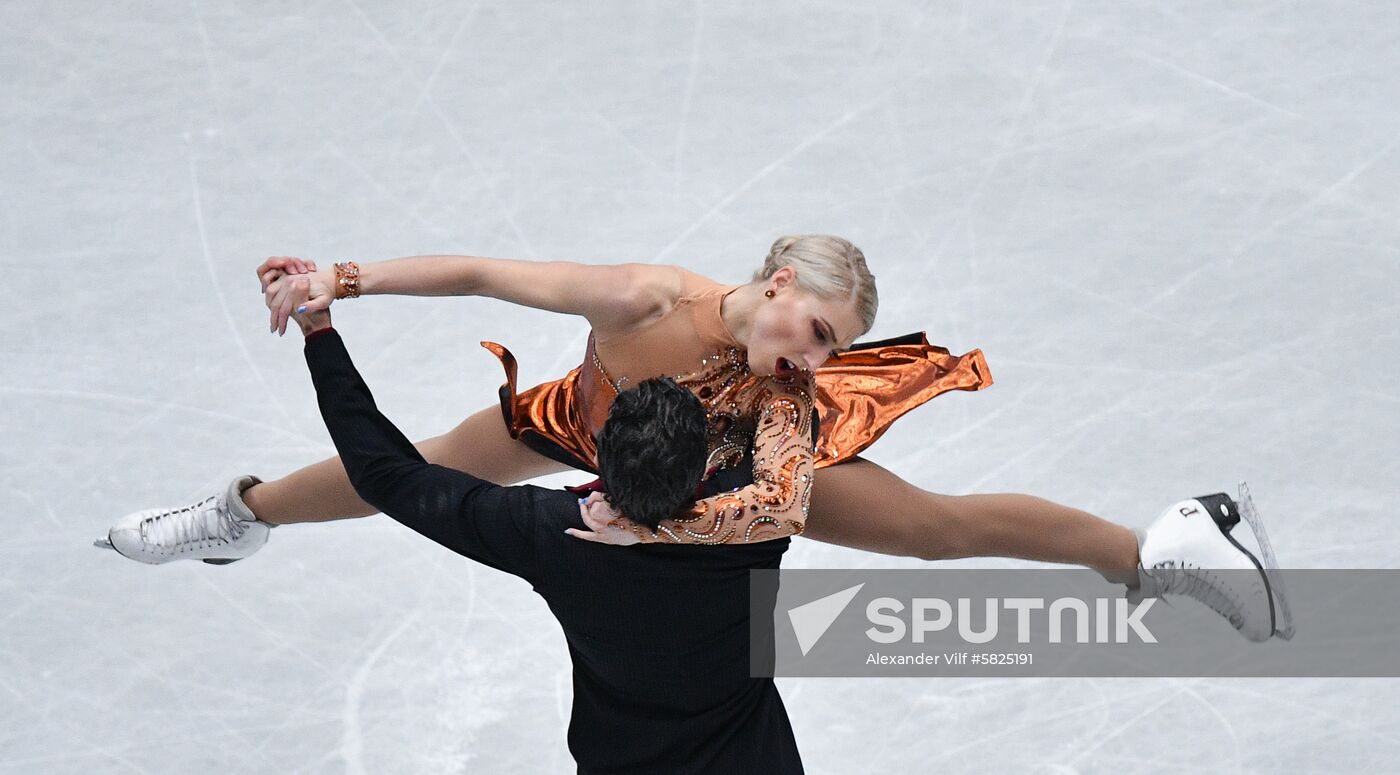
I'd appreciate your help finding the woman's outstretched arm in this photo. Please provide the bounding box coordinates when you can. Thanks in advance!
[261,255,680,336]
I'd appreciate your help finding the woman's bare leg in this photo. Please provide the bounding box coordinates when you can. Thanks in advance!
[803,458,1140,584]
[243,405,570,525]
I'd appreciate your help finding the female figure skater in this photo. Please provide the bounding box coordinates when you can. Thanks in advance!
[102,236,1290,641]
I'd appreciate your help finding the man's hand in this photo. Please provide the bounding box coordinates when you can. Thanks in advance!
[565,491,642,545]
[282,275,333,337]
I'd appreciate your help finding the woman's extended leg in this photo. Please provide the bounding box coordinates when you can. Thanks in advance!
[104,404,572,563]
[802,458,1140,584]
[244,404,570,525]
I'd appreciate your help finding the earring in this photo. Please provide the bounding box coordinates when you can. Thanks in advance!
[764,289,775,299]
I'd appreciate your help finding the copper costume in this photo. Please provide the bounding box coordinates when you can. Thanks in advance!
[482,278,991,545]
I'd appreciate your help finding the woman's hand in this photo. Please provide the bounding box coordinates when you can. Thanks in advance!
[265,266,335,336]
[256,256,317,293]
[565,491,641,546]
[284,276,333,336]
[257,256,328,335]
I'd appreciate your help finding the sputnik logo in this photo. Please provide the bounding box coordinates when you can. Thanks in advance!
[787,583,865,656]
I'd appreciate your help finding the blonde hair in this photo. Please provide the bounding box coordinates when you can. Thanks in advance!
[754,234,878,337]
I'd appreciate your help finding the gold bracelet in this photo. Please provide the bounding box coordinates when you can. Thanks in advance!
[333,261,361,299]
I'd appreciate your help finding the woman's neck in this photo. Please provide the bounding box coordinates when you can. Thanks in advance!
[720,283,760,348]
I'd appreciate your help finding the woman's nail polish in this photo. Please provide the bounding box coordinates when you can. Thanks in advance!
[296,305,307,314]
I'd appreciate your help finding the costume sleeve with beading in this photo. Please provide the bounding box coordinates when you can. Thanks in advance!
[631,374,816,545]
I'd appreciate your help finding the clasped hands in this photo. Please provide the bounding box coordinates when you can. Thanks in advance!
[257,256,333,336]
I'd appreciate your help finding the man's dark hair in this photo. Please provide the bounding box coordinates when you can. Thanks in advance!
[596,377,709,530]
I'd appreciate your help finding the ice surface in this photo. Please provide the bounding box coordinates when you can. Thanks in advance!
[3,1,1398,772]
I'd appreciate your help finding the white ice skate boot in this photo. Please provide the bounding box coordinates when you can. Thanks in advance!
[96,475,271,565]
[1130,482,1294,642]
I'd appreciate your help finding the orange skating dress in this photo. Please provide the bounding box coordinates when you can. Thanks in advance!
[481,277,991,545]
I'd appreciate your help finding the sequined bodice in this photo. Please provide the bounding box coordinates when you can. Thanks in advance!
[576,278,817,544]
[589,278,743,383]
[581,280,759,469]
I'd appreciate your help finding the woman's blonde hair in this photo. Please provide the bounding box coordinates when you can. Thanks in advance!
[754,234,878,337]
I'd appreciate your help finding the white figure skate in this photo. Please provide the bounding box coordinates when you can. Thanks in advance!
[1131,482,1294,642]
[94,475,271,565]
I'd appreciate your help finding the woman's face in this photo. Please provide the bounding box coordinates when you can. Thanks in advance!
[744,269,866,377]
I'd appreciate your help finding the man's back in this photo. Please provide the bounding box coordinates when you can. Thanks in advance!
[302,329,802,774]
[523,485,799,773]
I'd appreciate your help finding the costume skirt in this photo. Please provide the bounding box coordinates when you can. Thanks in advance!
[480,332,992,475]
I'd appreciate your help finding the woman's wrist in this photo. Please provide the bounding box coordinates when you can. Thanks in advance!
[312,266,337,293]
[345,255,480,297]
[332,261,361,299]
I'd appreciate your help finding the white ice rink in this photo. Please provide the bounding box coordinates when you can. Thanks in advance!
[4,1,1399,772]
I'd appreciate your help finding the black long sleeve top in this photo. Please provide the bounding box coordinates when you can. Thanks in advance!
[303,327,802,775]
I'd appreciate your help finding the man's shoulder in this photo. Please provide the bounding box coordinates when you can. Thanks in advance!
[637,536,791,561]
[511,484,577,510]
[486,483,576,527]
[523,483,791,562]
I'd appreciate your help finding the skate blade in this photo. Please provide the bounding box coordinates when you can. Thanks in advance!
[1237,481,1296,640]
[94,536,240,565]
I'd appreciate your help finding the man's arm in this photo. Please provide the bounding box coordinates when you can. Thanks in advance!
[297,312,539,581]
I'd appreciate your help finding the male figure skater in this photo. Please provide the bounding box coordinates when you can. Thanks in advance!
[277,295,801,773]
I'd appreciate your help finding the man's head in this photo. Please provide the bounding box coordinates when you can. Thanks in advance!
[596,377,709,530]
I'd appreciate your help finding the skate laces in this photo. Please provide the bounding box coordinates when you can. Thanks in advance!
[141,495,247,553]
[1143,561,1246,630]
